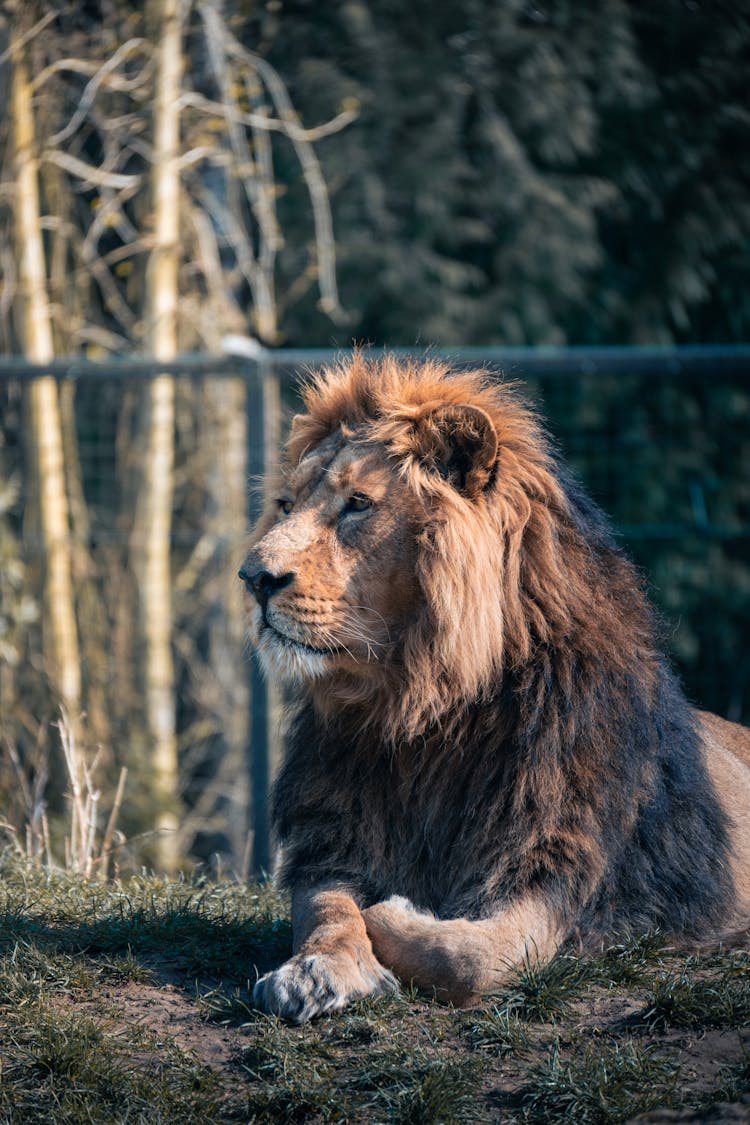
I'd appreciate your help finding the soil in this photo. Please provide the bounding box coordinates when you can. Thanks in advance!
[41,959,750,1122]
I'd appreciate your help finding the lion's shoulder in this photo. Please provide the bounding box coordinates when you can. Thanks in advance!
[695,708,750,922]
[697,709,750,770]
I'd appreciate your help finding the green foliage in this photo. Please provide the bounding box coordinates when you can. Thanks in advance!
[251,0,750,348]
[641,958,750,1031]
[500,952,589,1024]
[464,1004,530,1056]
[0,853,292,977]
[517,1038,682,1124]
[533,368,750,723]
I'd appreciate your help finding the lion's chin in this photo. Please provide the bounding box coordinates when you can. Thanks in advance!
[256,626,334,685]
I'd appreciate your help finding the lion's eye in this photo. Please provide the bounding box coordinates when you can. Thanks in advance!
[343,493,373,515]
[276,498,294,516]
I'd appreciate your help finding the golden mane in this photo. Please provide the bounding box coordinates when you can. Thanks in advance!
[287,353,653,743]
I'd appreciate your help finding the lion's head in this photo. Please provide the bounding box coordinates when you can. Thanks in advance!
[241,354,637,740]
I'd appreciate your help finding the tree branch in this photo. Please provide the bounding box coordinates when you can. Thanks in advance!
[42,151,142,191]
[178,89,357,141]
[48,39,149,147]
[0,11,56,66]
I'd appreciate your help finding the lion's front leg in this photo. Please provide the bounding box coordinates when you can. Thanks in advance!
[362,894,565,1007]
[253,886,398,1023]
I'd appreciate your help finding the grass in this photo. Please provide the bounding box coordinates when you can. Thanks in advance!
[0,858,292,976]
[0,1006,237,1124]
[640,955,750,1030]
[0,851,749,1123]
[464,1004,530,1056]
[517,1038,682,1124]
[711,1055,750,1105]
[499,950,590,1023]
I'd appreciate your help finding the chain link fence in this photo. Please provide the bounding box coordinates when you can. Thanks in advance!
[1,346,749,875]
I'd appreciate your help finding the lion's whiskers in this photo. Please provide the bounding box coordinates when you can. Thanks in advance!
[333,612,392,663]
[320,625,360,665]
[343,605,393,645]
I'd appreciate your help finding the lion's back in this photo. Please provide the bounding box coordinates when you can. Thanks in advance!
[697,709,750,921]
[698,709,750,769]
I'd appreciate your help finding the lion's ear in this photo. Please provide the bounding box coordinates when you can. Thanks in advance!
[415,404,498,498]
[288,413,327,464]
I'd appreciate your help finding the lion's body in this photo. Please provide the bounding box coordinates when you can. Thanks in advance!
[241,355,750,1022]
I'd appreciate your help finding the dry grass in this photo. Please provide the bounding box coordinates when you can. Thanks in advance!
[1,708,129,878]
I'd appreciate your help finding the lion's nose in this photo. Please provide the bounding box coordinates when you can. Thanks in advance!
[238,567,294,608]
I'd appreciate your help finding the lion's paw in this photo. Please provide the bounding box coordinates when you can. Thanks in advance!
[253,949,398,1023]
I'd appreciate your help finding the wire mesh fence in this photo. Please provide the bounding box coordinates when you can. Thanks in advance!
[1,346,749,876]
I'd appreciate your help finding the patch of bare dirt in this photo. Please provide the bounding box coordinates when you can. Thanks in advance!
[109,981,241,1069]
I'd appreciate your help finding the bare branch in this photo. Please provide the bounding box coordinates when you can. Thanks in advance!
[0,243,17,321]
[32,50,155,96]
[48,39,148,147]
[177,145,230,171]
[205,6,348,320]
[42,151,142,191]
[199,1,276,338]
[84,254,139,333]
[193,182,277,338]
[72,324,132,352]
[81,184,141,261]
[39,214,79,239]
[99,766,127,881]
[0,11,56,66]
[243,71,277,287]
[101,237,155,267]
[178,89,357,141]
[87,104,154,170]
[184,198,228,301]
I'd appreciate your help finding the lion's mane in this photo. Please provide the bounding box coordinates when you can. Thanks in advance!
[290,355,655,741]
[272,355,733,942]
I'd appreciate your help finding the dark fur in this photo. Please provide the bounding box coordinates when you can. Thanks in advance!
[272,440,733,946]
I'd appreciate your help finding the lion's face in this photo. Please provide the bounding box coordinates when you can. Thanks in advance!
[239,356,583,738]
[240,429,423,685]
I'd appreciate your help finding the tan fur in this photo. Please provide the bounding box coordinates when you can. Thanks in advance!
[698,712,750,917]
[253,886,397,1023]
[243,355,750,1021]
[362,894,565,1005]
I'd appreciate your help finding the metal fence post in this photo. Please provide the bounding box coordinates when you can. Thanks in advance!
[245,356,281,878]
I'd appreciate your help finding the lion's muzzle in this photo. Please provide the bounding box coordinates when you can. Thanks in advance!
[238,565,295,618]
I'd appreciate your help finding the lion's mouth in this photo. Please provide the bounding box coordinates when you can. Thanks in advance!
[263,622,342,658]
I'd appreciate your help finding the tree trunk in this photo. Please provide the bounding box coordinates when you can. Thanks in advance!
[134,0,183,872]
[202,376,249,866]
[11,38,81,716]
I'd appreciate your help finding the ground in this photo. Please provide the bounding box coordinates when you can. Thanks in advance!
[1,854,749,1123]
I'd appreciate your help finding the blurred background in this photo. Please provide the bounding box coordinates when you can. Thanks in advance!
[0,0,748,877]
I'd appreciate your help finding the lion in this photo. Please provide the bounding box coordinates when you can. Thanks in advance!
[239,354,750,1024]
